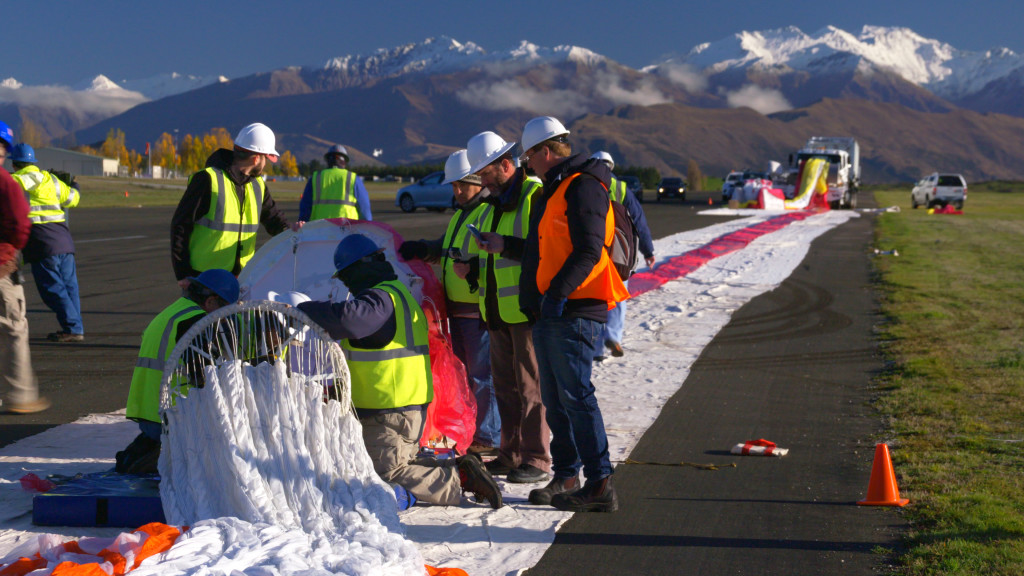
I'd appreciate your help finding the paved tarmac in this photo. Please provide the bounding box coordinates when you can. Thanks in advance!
[528,193,906,575]
[1,188,906,574]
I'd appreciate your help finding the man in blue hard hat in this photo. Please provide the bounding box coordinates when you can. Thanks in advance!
[116,268,239,474]
[10,143,85,343]
[297,234,502,509]
[0,121,50,414]
[294,144,372,229]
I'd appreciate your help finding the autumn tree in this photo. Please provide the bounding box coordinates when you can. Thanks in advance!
[277,151,299,177]
[687,159,704,192]
[101,128,127,161]
[153,133,177,172]
[19,118,49,148]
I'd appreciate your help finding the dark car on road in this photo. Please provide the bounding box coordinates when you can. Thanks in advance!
[621,175,644,203]
[395,171,455,213]
[657,177,686,202]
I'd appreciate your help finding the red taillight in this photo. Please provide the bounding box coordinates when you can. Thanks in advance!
[933,186,937,193]
[963,186,967,197]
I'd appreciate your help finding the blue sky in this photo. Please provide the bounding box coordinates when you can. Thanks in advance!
[6,1,1022,86]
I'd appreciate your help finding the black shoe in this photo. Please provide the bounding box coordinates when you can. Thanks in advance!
[458,456,503,509]
[550,476,619,512]
[48,331,84,343]
[528,475,580,505]
[484,458,514,476]
[605,339,624,357]
[507,463,551,484]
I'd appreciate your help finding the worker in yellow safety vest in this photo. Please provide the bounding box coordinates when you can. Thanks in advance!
[171,123,290,286]
[10,143,85,343]
[297,234,502,509]
[462,130,551,486]
[295,144,372,228]
[116,268,239,475]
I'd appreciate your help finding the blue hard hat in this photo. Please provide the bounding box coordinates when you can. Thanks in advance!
[333,234,381,275]
[0,122,13,151]
[10,143,35,163]
[189,269,240,303]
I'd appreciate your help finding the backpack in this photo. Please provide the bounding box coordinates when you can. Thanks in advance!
[607,199,640,280]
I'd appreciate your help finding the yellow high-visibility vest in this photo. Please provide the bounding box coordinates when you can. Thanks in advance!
[475,178,540,324]
[12,165,79,224]
[189,168,264,272]
[309,167,360,220]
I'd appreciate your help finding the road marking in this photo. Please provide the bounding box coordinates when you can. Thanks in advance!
[77,235,146,244]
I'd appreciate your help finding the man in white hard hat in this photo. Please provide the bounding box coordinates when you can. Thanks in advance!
[588,151,656,359]
[171,123,291,286]
[294,144,372,228]
[519,116,630,512]
[397,150,500,458]
[462,130,551,485]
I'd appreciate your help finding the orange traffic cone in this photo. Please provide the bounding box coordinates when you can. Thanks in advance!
[708,197,713,205]
[857,443,909,507]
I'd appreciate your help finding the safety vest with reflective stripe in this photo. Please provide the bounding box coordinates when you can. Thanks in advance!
[12,165,79,224]
[607,177,628,203]
[341,280,433,410]
[476,178,540,324]
[309,167,360,220]
[126,297,206,423]
[188,168,264,272]
[441,202,489,304]
[536,173,630,307]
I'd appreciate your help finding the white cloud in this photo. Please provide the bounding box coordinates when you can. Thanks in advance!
[0,84,146,122]
[594,71,672,107]
[660,62,708,92]
[456,79,589,117]
[724,84,792,114]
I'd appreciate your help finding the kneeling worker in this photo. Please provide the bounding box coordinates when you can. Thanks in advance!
[117,269,239,474]
[297,234,502,509]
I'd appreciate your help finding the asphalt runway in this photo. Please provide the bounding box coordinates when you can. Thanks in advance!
[1,189,732,445]
[528,193,905,575]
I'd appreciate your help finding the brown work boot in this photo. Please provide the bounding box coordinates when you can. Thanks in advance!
[6,397,51,414]
[605,339,624,357]
[550,475,618,512]
[528,475,580,505]
[458,456,503,509]
[48,331,84,343]
[466,442,498,459]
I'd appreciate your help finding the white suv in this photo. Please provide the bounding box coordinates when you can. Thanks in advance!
[911,173,967,209]
[721,171,743,203]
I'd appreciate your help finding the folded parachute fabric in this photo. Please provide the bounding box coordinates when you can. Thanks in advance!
[731,438,788,457]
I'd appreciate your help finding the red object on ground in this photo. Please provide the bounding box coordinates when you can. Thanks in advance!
[0,523,182,576]
[19,473,56,493]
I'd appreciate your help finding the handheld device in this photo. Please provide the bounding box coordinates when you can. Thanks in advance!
[465,223,486,245]
[447,247,465,261]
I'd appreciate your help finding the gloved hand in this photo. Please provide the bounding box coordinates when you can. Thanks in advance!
[398,241,428,261]
[540,295,566,319]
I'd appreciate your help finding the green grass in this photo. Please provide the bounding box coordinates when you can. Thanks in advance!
[872,181,1024,575]
[75,176,402,208]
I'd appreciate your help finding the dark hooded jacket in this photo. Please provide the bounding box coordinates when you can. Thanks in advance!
[170,149,289,280]
[520,154,613,323]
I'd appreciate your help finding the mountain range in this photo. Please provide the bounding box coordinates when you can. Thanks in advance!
[5,26,1024,183]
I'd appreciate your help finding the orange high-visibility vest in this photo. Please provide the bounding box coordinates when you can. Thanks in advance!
[536,173,630,307]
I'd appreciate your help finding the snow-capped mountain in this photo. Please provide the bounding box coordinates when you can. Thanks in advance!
[651,25,1024,102]
[118,72,227,101]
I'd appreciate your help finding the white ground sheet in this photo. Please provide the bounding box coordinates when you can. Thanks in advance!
[0,210,857,575]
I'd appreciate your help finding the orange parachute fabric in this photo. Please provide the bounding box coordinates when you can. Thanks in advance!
[0,523,182,576]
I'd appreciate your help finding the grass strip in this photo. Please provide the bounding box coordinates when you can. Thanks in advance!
[872,182,1024,575]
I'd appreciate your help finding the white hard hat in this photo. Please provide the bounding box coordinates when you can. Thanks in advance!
[442,150,482,185]
[268,290,311,307]
[234,123,280,162]
[590,151,614,170]
[467,131,516,175]
[267,291,312,342]
[520,116,570,154]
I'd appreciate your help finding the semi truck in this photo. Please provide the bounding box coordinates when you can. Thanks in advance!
[789,137,860,209]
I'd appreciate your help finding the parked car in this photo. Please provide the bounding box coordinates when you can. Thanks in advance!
[395,171,455,213]
[721,171,743,203]
[657,177,686,202]
[620,175,643,202]
[911,173,967,209]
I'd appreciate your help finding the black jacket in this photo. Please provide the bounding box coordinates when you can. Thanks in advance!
[170,149,289,280]
[521,154,613,323]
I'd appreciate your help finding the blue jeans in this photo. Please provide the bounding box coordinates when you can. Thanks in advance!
[31,253,83,335]
[533,316,612,480]
[602,279,628,345]
[449,316,500,447]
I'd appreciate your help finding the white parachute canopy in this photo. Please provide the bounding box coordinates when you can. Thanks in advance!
[156,301,424,574]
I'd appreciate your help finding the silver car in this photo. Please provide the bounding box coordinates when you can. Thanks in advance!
[395,171,455,213]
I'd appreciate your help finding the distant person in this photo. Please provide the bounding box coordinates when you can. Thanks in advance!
[0,122,49,414]
[298,234,502,509]
[295,144,372,229]
[10,143,85,343]
[171,123,289,286]
[117,269,239,474]
[464,130,551,484]
[520,117,630,512]
[589,151,656,359]
[398,149,500,457]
